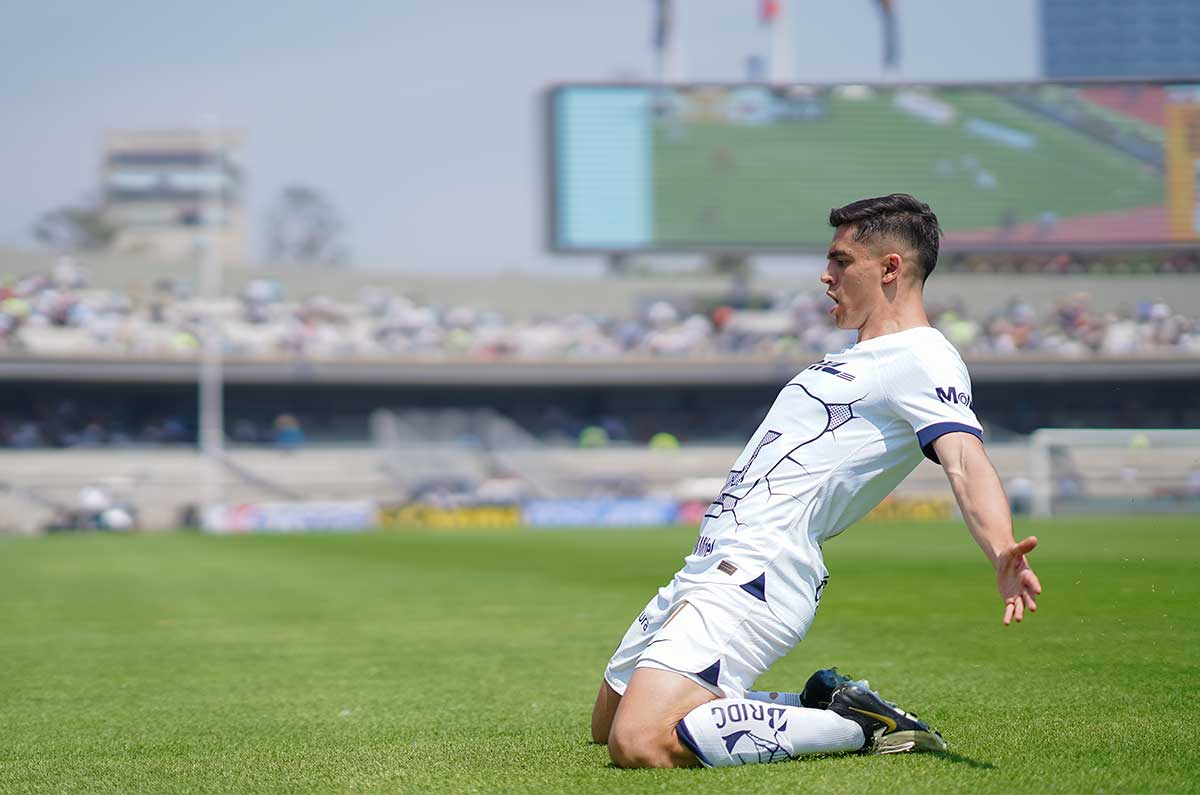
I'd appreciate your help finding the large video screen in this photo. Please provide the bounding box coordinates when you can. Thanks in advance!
[548,82,1200,251]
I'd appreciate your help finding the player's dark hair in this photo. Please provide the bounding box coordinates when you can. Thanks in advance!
[828,194,943,281]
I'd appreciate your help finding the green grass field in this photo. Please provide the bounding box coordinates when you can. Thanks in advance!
[2,517,1198,793]
[653,90,1164,243]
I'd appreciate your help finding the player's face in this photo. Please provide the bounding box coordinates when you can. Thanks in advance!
[821,226,883,330]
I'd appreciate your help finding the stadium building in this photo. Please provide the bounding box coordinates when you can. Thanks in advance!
[101,129,245,263]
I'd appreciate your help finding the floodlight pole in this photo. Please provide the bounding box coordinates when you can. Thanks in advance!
[198,118,225,523]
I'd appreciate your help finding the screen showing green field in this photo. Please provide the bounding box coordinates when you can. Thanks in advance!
[549,83,1200,250]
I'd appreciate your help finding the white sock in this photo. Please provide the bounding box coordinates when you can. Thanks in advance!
[747,689,804,707]
[677,698,865,767]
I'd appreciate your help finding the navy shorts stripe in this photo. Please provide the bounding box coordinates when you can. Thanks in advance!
[696,659,721,688]
[740,573,767,603]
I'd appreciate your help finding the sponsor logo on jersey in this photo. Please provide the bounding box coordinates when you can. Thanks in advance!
[935,386,973,408]
[806,360,856,381]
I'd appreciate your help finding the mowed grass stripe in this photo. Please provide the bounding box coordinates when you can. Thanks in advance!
[0,517,1196,794]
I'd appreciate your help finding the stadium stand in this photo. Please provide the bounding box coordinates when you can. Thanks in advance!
[1,252,1197,363]
[1,248,1198,452]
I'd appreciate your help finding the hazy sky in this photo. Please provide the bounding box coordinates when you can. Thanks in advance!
[0,1,1038,271]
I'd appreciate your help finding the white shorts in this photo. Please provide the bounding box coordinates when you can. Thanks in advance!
[603,574,805,700]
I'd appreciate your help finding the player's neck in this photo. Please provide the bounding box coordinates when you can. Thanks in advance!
[855,300,931,344]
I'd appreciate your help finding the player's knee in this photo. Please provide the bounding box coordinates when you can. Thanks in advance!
[607,723,676,769]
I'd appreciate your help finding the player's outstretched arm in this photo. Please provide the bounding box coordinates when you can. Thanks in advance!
[931,432,1043,626]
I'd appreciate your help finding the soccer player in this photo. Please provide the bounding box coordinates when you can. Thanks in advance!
[591,194,1042,768]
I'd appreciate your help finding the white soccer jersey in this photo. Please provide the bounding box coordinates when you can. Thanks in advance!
[675,326,982,633]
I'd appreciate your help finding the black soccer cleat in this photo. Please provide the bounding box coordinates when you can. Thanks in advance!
[799,667,854,710]
[829,680,948,754]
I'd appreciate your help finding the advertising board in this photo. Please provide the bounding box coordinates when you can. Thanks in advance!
[203,501,377,533]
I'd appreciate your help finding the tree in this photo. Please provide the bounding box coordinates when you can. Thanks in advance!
[31,201,116,251]
[265,185,348,268]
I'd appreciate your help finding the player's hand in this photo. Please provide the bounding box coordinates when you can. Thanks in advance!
[995,535,1041,626]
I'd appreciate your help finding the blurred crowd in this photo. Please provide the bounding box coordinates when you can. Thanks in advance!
[0,257,1197,362]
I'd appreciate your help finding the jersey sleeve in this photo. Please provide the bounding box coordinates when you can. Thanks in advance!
[884,345,983,464]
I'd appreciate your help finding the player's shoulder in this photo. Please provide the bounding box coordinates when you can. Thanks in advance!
[870,326,962,364]
[874,327,971,385]
[912,327,966,364]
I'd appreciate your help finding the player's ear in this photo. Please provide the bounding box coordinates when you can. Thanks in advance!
[881,253,901,284]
